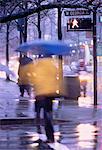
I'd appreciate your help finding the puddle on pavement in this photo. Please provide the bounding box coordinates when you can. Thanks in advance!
[0,120,101,150]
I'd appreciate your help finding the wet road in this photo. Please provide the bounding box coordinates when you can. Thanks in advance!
[0,76,102,149]
[0,97,102,150]
[0,118,101,150]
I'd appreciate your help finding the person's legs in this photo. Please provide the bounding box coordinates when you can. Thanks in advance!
[35,100,41,120]
[36,111,41,133]
[19,85,24,97]
[25,84,31,96]
[44,111,54,142]
[35,97,42,134]
[44,98,54,142]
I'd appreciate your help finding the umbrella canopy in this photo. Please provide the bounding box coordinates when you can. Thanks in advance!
[16,39,71,55]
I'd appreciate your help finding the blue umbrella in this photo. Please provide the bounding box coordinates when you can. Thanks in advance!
[16,39,72,55]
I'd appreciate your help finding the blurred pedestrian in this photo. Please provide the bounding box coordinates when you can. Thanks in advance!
[79,71,88,97]
[32,56,57,143]
[31,55,65,143]
[18,55,32,97]
[21,55,65,143]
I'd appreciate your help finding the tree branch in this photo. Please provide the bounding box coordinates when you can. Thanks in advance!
[0,3,89,23]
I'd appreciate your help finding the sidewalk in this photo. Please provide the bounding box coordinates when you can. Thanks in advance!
[0,78,71,150]
[0,78,64,125]
[0,78,101,125]
[0,78,102,150]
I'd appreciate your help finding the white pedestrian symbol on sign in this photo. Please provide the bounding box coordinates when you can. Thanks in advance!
[72,19,79,28]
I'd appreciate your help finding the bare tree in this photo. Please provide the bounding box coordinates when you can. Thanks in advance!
[0,1,101,23]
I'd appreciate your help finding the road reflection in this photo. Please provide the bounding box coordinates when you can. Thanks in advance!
[78,96,93,107]
[59,120,101,150]
[77,123,98,149]
[16,98,34,117]
[0,119,102,150]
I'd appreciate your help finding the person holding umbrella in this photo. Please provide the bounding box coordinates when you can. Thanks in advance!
[20,55,61,143]
[29,55,64,143]
[17,55,57,142]
[18,55,33,97]
[16,39,69,143]
[33,55,56,143]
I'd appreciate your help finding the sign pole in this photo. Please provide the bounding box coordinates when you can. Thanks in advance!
[58,7,63,100]
[93,9,97,106]
[6,22,10,80]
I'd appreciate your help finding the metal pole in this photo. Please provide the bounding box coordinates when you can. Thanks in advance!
[19,31,23,58]
[58,7,63,101]
[38,0,41,58]
[38,0,41,39]
[93,9,97,106]
[58,7,62,40]
[58,7,62,69]
[6,22,10,80]
[23,1,28,42]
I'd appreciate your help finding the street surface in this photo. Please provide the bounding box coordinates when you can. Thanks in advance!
[0,72,102,150]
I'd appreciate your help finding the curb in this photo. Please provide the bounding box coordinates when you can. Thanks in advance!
[0,117,68,125]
